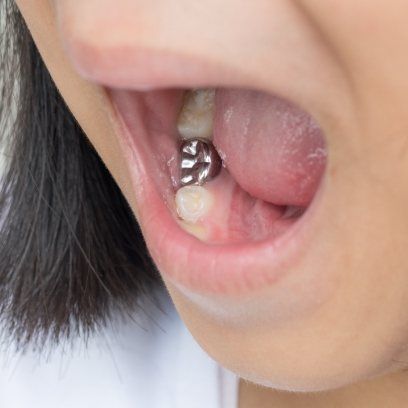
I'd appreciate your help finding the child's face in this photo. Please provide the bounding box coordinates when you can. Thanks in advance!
[15,0,408,391]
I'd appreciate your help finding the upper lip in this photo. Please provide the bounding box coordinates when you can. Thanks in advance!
[63,36,344,139]
[67,43,250,91]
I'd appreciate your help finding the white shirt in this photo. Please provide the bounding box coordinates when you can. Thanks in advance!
[0,286,239,408]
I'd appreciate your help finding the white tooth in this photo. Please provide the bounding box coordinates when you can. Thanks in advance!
[177,89,215,140]
[175,185,213,224]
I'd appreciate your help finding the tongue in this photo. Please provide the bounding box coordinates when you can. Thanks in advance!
[213,89,327,207]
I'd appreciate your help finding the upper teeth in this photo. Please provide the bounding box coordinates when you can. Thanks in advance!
[177,89,215,140]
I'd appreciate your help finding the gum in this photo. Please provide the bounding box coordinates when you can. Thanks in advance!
[176,169,295,244]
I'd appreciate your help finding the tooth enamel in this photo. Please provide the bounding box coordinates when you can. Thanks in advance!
[175,185,213,224]
[177,89,215,140]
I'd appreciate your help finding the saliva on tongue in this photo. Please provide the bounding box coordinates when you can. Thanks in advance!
[213,89,327,208]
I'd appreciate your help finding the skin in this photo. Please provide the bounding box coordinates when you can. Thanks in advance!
[14,0,408,406]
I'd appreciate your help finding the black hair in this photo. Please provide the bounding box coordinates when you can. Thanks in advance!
[0,0,163,351]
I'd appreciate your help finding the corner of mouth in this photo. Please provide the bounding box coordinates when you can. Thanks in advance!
[105,86,329,297]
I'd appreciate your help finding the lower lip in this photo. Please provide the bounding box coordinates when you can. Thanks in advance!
[108,89,328,297]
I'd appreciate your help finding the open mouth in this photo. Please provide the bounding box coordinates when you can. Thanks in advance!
[108,87,328,296]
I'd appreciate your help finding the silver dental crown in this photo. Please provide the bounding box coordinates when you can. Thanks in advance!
[180,139,222,186]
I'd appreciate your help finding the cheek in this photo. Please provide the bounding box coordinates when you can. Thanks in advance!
[162,127,408,391]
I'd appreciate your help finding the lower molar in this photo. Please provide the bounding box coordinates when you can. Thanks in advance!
[175,171,234,241]
[174,169,298,244]
[176,185,214,224]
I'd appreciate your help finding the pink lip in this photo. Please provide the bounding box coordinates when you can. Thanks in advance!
[108,88,328,297]
[67,44,250,92]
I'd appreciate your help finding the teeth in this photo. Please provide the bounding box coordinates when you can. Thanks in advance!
[175,89,216,228]
[175,185,213,224]
[177,89,215,140]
